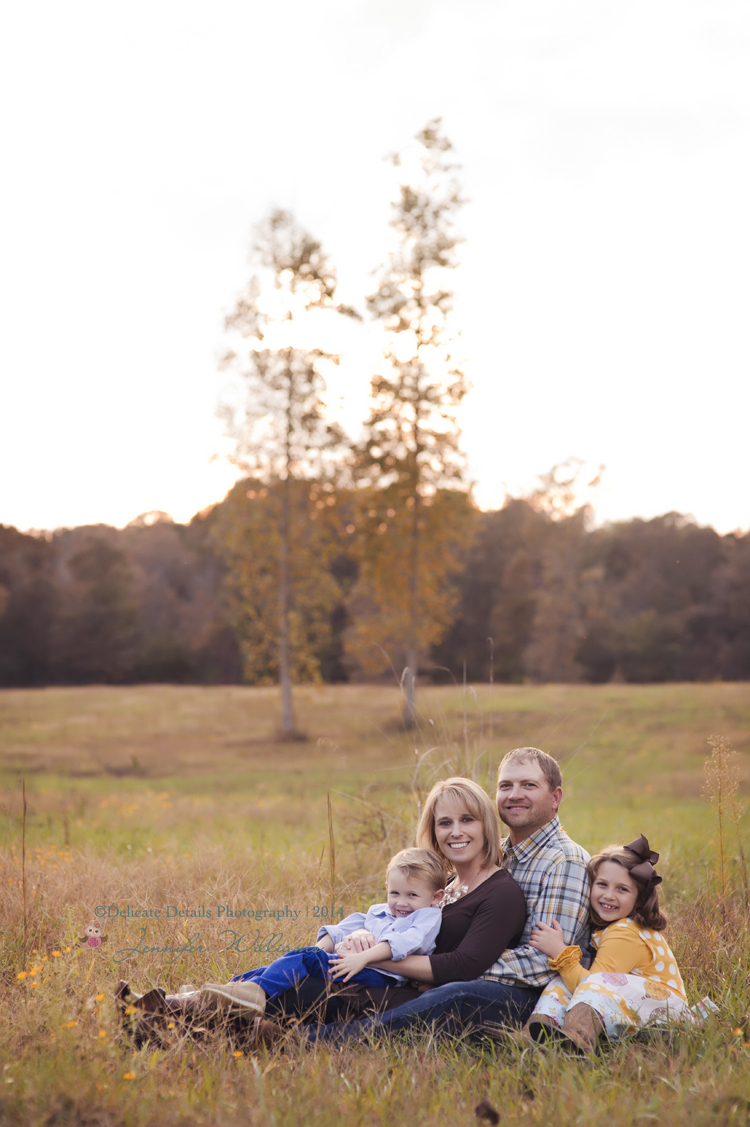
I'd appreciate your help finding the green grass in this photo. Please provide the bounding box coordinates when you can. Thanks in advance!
[1,682,749,1126]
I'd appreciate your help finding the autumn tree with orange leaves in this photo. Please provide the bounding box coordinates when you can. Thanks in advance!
[347,121,473,726]
[218,209,357,737]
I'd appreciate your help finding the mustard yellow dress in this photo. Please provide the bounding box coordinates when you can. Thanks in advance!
[532,918,693,1040]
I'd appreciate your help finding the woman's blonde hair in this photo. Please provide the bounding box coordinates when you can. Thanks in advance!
[385,848,447,892]
[416,777,501,870]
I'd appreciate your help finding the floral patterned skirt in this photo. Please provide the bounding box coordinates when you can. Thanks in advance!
[533,972,695,1041]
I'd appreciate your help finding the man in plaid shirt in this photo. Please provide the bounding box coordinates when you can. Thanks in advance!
[481,747,590,1004]
[307,746,589,1042]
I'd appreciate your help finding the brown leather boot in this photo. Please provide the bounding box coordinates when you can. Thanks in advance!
[243,1015,288,1052]
[528,1004,603,1055]
[558,1003,604,1055]
[526,1014,564,1045]
[127,987,172,1049]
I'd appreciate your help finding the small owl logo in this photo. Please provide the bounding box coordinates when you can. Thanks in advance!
[78,922,108,949]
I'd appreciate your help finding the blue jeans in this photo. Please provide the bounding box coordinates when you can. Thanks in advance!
[231,946,391,1002]
[306,979,541,1044]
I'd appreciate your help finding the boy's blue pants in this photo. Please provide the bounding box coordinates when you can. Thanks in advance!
[231,946,391,1001]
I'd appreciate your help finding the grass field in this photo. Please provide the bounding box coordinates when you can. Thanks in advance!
[1,682,749,1127]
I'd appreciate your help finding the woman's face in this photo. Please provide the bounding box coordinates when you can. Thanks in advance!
[433,796,486,868]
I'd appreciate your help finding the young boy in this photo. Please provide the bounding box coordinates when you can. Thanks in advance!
[227,847,446,1010]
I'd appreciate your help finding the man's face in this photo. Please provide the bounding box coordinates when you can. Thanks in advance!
[496,758,562,844]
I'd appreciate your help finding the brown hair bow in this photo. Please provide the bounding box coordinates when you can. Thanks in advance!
[624,833,662,888]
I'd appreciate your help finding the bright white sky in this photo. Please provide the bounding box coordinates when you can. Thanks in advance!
[2,0,749,533]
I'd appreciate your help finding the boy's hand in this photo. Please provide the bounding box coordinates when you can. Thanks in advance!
[329,949,370,983]
[336,929,377,954]
[529,918,567,960]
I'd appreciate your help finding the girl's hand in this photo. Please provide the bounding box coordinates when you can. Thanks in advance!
[529,918,567,960]
[329,950,368,983]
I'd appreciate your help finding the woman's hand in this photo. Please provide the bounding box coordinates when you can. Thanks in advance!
[336,929,377,954]
[529,918,567,960]
[329,950,370,983]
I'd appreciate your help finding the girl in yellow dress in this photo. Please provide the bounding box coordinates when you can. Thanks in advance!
[525,834,697,1053]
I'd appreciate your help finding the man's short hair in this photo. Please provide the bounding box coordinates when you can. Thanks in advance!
[386,847,447,892]
[498,747,562,792]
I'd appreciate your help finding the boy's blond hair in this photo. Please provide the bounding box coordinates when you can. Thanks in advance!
[385,847,447,892]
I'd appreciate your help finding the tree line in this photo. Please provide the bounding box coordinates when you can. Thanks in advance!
[3,121,748,704]
[1,495,748,690]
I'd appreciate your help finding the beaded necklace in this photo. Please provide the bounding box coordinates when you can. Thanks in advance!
[439,867,490,909]
[439,881,469,909]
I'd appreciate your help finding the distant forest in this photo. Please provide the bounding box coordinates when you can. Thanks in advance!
[2,488,748,688]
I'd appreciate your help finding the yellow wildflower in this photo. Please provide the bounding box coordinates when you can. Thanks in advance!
[96,994,105,1001]
[62,1020,77,1029]
[123,1072,135,1081]
[233,1050,243,1058]
[16,971,28,980]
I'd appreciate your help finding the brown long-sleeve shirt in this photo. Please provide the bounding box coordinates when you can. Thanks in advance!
[429,869,526,986]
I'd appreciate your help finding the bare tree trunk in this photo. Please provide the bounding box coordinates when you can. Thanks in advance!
[279,369,296,739]
[403,487,420,730]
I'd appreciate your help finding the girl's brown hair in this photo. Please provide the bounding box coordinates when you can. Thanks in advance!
[416,777,501,870]
[588,844,668,931]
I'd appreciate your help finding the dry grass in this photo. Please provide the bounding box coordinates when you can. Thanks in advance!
[1,682,749,1126]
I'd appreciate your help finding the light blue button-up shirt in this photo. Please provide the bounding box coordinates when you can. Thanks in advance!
[317,903,442,983]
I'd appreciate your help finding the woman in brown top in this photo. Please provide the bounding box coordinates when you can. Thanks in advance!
[120,777,526,1038]
[265,776,526,1023]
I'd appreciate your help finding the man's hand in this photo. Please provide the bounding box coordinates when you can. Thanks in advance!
[329,949,371,983]
[335,929,377,955]
[529,918,567,960]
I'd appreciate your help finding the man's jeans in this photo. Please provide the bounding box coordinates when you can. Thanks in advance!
[306,979,542,1044]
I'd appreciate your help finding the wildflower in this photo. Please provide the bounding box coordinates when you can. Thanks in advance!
[52,950,61,957]
[125,1006,136,1015]
[17,972,28,980]
[96,994,105,1001]
[732,1028,744,1036]
[233,1051,243,1058]
[123,1072,135,1080]
[167,1022,176,1030]
[62,1021,77,1029]
[99,1030,107,1039]
[31,982,39,988]
[64,946,71,952]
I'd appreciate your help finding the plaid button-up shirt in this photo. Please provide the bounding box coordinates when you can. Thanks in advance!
[482,816,590,988]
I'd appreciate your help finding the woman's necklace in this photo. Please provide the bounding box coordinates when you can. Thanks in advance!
[439,882,468,908]
[439,867,489,909]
